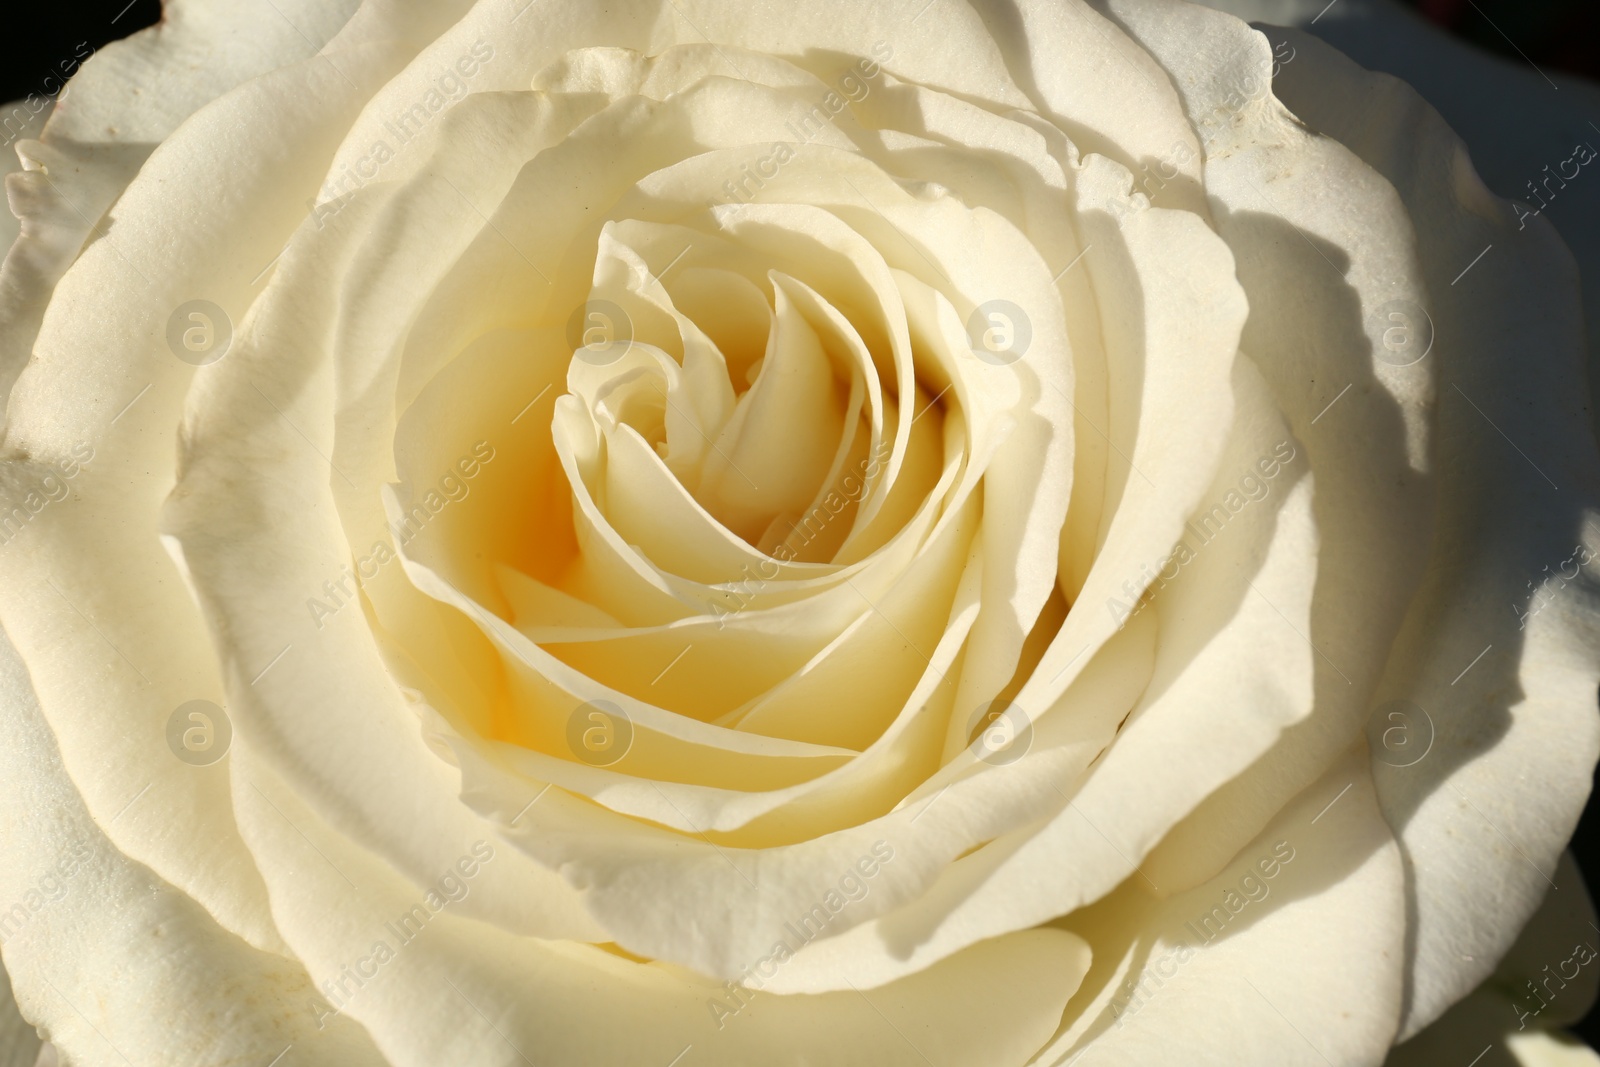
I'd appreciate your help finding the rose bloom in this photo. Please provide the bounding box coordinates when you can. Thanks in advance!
[2,0,1599,1064]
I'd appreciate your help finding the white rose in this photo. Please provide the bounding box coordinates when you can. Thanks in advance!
[2,2,1598,1066]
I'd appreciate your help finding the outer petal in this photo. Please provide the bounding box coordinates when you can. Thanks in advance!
[1033,747,1406,1065]
[1259,26,1600,1037]
[1385,854,1600,1066]
[0,0,363,418]
[0,0,482,966]
[979,0,1206,211]
[1099,0,1438,898]
[43,0,363,147]
[0,98,49,257]
[1196,0,1600,422]
[0,627,388,1067]
[231,742,1089,1067]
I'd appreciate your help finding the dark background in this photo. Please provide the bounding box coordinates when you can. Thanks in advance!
[0,0,160,103]
[3,0,1600,1051]
[1412,0,1600,82]
[6,0,1597,101]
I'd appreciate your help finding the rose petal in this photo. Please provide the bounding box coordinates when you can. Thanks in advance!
[1032,747,1404,1065]
[1383,854,1600,1065]
[233,742,1090,1067]
[770,355,1307,989]
[0,96,50,257]
[1,15,463,955]
[1087,0,1440,907]
[1260,25,1600,1038]
[0,628,387,1067]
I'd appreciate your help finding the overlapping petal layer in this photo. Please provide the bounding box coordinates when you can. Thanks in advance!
[1,0,1596,1065]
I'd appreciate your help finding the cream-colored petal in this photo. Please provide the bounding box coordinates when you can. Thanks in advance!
[0,97,49,258]
[1198,0,1600,423]
[162,186,603,944]
[1006,150,1246,736]
[0,0,365,420]
[1384,854,1600,1066]
[431,514,980,842]
[1033,747,1404,1065]
[44,0,365,146]
[694,280,846,542]
[0,628,386,1067]
[234,742,1089,1067]
[771,356,1307,988]
[1082,0,1450,926]
[0,133,150,424]
[1259,26,1600,1039]
[0,28,463,957]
